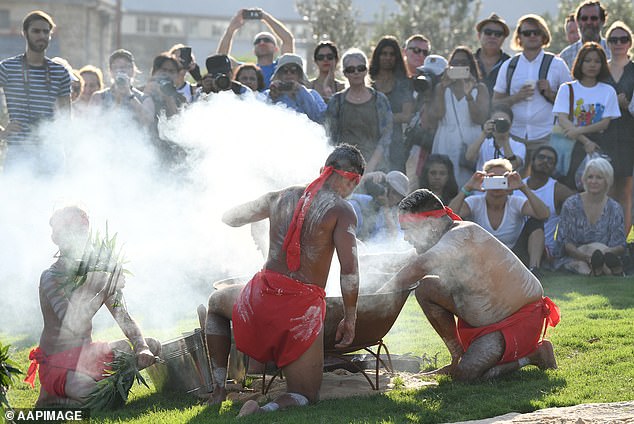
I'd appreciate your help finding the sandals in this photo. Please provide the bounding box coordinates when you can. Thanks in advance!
[590,250,604,276]
[604,252,625,277]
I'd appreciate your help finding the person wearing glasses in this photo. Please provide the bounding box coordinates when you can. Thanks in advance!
[326,48,393,173]
[403,34,431,78]
[560,1,610,69]
[309,41,345,103]
[599,21,634,236]
[474,13,511,97]
[521,145,575,269]
[370,36,415,173]
[217,8,294,89]
[493,14,571,175]
[265,54,326,124]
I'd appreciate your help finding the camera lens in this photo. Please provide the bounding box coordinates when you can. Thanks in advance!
[214,74,231,91]
[115,72,128,86]
[158,78,177,96]
[494,118,511,133]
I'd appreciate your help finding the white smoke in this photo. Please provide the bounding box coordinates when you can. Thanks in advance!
[0,92,331,339]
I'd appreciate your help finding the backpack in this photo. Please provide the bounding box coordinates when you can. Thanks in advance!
[505,52,555,95]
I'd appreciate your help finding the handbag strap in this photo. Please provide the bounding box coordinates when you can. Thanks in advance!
[567,82,574,122]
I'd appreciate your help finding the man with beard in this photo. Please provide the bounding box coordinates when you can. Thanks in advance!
[520,146,575,267]
[379,189,560,381]
[0,10,71,174]
[560,1,610,69]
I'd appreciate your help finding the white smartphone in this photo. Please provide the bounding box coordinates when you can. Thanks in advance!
[446,66,471,80]
[482,176,508,190]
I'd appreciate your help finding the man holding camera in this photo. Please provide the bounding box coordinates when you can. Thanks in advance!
[448,158,549,274]
[0,10,71,175]
[200,55,250,96]
[464,103,526,172]
[168,44,203,103]
[90,49,145,120]
[217,8,295,89]
[265,54,326,124]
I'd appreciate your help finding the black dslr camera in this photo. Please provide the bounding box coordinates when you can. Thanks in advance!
[205,55,233,92]
[157,76,178,97]
[412,67,440,94]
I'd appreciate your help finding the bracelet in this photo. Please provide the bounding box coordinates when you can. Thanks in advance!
[461,186,472,197]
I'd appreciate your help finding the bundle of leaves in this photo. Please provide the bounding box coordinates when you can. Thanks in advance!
[84,349,148,411]
[55,223,131,305]
[0,341,23,412]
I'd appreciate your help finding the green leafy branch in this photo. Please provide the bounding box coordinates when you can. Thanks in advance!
[83,349,149,411]
[0,341,23,412]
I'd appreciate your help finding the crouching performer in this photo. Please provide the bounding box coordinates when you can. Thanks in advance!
[380,189,560,381]
[24,206,160,407]
[204,144,364,416]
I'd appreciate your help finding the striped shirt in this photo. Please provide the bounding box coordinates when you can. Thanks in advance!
[0,54,71,144]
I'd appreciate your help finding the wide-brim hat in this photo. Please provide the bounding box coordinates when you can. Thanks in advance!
[386,171,409,197]
[476,13,510,37]
[271,53,310,86]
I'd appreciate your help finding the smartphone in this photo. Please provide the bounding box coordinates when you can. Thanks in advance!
[278,81,294,91]
[179,47,192,68]
[446,66,471,80]
[482,176,508,190]
[242,9,263,19]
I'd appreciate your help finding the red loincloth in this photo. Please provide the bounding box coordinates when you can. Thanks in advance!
[457,297,560,364]
[24,342,114,397]
[232,269,326,368]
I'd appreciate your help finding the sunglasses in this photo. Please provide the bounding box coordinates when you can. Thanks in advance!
[535,153,556,165]
[253,37,274,45]
[608,36,631,44]
[343,65,367,74]
[315,53,335,61]
[407,47,429,56]
[280,66,299,75]
[520,29,542,37]
[483,28,504,38]
[579,15,600,22]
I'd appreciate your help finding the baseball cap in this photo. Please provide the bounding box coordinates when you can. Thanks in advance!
[253,31,277,46]
[419,55,448,77]
[386,171,409,197]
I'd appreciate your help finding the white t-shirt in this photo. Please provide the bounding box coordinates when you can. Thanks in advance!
[476,136,527,172]
[465,194,527,248]
[494,50,572,141]
[553,80,621,125]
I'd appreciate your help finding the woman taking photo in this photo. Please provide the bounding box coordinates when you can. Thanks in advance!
[369,36,414,172]
[326,48,393,173]
[602,21,634,236]
[552,42,620,191]
[555,157,626,276]
[309,41,345,103]
[431,46,488,187]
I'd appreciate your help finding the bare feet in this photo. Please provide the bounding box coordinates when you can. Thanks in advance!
[530,340,557,370]
[205,387,227,405]
[237,399,262,417]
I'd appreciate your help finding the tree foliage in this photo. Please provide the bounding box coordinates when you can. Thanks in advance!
[369,0,482,57]
[295,0,364,56]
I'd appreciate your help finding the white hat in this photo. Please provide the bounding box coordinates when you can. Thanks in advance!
[271,53,310,86]
[386,171,409,197]
[420,55,448,77]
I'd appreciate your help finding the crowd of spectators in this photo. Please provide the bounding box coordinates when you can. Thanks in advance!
[1,2,633,276]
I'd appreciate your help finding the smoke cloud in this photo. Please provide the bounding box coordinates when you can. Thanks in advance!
[0,92,333,339]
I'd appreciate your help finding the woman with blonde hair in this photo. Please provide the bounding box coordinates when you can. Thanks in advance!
[555,157,627,276]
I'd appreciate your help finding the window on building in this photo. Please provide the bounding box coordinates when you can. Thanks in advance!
[136,17,146,33]
[149,18,159,33]
[0,10,9,29]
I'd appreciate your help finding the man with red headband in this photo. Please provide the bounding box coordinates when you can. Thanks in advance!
[25,206,159,407]
[204,144,364,415]
[380,189,559,381]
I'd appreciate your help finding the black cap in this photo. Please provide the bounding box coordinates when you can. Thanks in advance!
[206,54,231,76]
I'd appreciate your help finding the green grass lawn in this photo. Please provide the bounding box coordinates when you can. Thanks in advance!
[3,271,634,423]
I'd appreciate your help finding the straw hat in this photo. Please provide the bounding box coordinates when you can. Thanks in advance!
[476,13,510,37]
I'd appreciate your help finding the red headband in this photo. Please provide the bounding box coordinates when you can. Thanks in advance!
[282,166,361,272]
[398,206,462,224]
